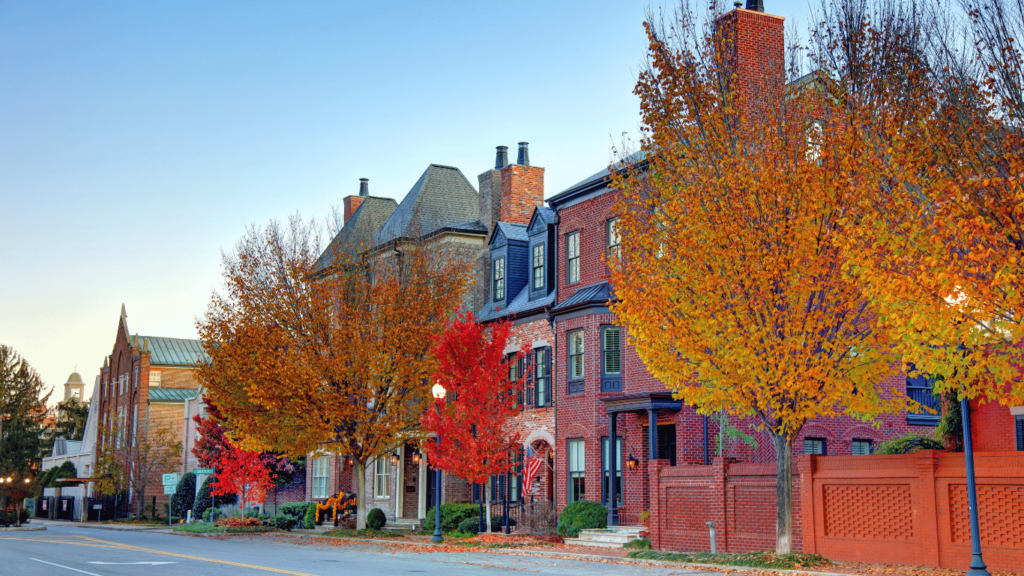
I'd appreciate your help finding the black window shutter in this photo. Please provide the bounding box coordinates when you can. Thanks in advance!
[544,347,552,405]
[1016,416,1024,452]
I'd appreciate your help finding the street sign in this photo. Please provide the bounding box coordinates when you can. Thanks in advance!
[163,484,176,495]
[162,473,178,486]
[193,468,214,475]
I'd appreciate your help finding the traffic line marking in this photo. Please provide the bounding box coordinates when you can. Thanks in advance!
[30,558,104,576]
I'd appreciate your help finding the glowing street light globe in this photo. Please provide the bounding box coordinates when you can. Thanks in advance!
[431,382,446,400]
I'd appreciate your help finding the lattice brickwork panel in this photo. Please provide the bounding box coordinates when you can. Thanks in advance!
[823,484,913,541]
[949,484,1024,547]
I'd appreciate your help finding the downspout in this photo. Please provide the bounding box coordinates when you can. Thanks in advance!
[550,213,559,509]
[702,415,710,465]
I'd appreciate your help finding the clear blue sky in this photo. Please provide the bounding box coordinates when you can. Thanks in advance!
[0,0,814,402]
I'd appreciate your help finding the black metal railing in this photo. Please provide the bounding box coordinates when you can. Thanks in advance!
[907,377,942,426]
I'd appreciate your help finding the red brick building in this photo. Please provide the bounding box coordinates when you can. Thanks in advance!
[96,305,206,514]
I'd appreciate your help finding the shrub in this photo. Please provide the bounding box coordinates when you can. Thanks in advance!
[202,507,225,523]
[422,503,479,532]
[366,508,387,530]
[0,510,16,527]
[556,500,607,538]
[217,516,262,528]
[457,517,479,534]
[303,503,318,529]
[269,515,298,531]
[170,473,196,520]
[279,502,312,521]
[876,432,945,454]
[44,462,78,488]
[624,538,652,550]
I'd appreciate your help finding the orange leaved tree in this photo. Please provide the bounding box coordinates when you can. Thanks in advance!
[419,313,525,533]
[197,215,473,529]
[830,0,1024,407]
[610,3,911,553]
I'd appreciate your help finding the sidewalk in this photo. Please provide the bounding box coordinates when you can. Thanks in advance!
[32,518,174,533]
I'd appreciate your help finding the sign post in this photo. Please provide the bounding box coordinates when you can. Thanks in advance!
[193,468,214,523]
[162,473,179,527]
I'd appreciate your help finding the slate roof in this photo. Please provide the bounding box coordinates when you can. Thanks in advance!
[433,220,487,235]
[374,164,482,244]
[548,151,649,206]
[530,207,555,229]
[315,196,398,270]
[477,285,556,323]
[137,336,209,366]
[550,281,616,314]
[491,222,529,246]
[148,388,200,402]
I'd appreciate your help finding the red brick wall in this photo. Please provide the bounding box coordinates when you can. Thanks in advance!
[971,381,1020,452]
[798,450,1024,572]
[344,195,365,225]
[715,8,785,116]
[508,319,557,502]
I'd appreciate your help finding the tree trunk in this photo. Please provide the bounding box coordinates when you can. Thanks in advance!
[485,482,492,533]
[772,433,793,555]
[355,460,367,530]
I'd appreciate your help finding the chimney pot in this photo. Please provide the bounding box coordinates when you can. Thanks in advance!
[495,146,509,170]
[517,142,529,166]
[359,178,369,197]
[745,0,764,11]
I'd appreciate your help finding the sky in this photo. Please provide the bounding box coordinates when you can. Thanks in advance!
[0,0,816,403]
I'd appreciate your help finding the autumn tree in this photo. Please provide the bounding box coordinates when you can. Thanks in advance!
[611,2,910,553]
[828,0,1024,408]
[211,444,273,514]
[419,313,525,533]
[93,410,182,517]
[42,398,90,456]
[197,215,473,529]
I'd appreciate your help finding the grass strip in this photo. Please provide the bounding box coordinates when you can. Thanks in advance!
[172,523,225,534]
[626,550,831,569]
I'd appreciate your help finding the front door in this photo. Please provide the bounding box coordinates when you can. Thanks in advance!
[657,424,677,465]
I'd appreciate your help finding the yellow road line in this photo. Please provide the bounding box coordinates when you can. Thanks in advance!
[0,537,124,548]
[72,535,321,576]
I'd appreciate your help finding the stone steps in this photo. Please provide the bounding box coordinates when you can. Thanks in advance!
[383,520,420,532]
[565,525,646,548]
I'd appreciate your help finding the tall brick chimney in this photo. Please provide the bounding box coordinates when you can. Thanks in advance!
[343,178,369,225]
[479,143,545,234]
[715,2,784,117]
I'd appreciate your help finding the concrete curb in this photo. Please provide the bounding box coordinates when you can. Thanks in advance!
[0,526,46,532]
[35,520,171,532]
[270,532,864,576]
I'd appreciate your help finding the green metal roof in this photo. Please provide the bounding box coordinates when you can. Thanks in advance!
[139,336,209,366]
[148,388,199,403]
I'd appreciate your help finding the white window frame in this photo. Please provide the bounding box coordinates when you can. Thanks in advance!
[373,458,390,499]
[150,370,161,388]
[312,455,330,499]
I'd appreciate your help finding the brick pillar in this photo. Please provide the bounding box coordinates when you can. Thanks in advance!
[796,454,816,554]
[647,459,668,549]
[914,450,942,567]
[711,457,730,552]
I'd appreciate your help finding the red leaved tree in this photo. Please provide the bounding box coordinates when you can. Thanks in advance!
[420,313,525,533]
[211,444,273,515]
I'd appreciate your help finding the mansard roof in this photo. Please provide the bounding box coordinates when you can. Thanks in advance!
[374,164,481,244]
[315,196,397,270]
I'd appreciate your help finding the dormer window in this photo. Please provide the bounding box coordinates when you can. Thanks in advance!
[532,244,545,290]
[566,231,580,284]
[493,257,505,301]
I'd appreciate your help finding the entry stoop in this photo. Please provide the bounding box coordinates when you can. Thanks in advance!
[563,525,645,548]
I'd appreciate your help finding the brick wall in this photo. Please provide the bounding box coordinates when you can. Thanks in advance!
[799,450,1024,571]
[971,381,1022,452]
[714,8,785,117]
[343,195,365,225]
[499,164,545,226]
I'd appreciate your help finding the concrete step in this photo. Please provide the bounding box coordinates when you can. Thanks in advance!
[563,537,629,548]
[383,521,419,532]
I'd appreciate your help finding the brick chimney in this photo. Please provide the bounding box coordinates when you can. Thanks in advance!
[343,178,369,225]
[715,2,785,117]
[500,142,544,225]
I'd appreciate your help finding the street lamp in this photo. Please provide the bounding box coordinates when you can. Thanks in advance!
[431,382,446,544]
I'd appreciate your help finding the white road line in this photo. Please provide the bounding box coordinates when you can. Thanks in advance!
[30,558,104,576]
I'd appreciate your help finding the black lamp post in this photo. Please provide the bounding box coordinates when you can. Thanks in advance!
[960,397,990,576]
[431,382,446,544]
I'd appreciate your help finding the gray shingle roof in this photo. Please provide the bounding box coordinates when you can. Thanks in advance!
[138,336,209,366]
[492,222,529,245]
[374,164,481,244]
[477,285,556,323]
[550,281,616,314]
[148,387,200,402]
[315,196,398,270]
[548,151,649,205]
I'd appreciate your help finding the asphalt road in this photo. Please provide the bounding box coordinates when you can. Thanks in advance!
[0,525,727,576]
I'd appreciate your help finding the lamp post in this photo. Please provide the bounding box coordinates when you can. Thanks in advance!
[960,396,990,576]
[430,382,446,544]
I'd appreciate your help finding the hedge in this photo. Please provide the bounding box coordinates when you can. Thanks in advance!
[556,500,607,538]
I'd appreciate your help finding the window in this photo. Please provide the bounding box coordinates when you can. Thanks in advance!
[532,244,545,290]
[851,439,873,455]
[312,455,329,499]
[534,348,550,407]
[492,257,505,301]
[508,354,525,407]
[601,326,621,392]
[906,364,941,426]
[606,218,620,262]
[568,329,584,394]
[601,436,623,505]
[804,438,827,455]
[566,231,580,284]
[133,366,139,390]
[150,371,162,388]
[1015,415,1024,452]
[568,439,585,503]
[374,458,390,498]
